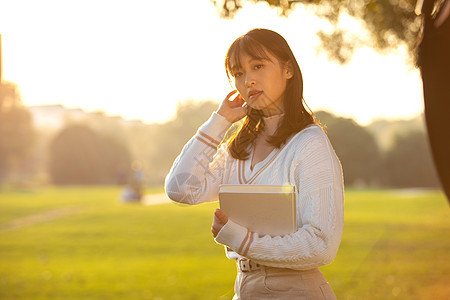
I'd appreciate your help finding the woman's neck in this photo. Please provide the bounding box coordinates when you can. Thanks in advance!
[260,106,284,117]
[260,113,284,137]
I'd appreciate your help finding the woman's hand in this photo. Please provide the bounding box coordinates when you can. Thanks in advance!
[211,209,229,237]
[216,90,247,123]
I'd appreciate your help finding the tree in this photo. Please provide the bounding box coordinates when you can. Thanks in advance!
[212,0,427,63]
[147,100,219,185]
[0,82,35,183]
[381,131,440,187]
[316,111,381,186]
[48,124,131,185]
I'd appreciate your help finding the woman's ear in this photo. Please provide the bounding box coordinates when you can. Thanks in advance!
[284,61,294,79]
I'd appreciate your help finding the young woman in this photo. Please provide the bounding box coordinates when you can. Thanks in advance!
[165,28,344,299]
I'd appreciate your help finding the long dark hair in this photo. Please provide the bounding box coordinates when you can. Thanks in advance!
[225,28,316,160]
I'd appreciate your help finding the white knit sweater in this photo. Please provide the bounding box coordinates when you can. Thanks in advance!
[165,112,344,270]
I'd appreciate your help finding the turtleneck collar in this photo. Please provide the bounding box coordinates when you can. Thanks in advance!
[260,113,284,136]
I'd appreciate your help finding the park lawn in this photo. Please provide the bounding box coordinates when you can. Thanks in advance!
[0,187,448,300]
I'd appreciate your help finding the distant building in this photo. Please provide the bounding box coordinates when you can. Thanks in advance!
[27,104,145,130]
[27,104,84,130]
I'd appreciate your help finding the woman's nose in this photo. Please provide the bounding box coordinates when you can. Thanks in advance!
[245,76,255,87]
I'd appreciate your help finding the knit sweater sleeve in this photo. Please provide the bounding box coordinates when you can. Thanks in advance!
[215,128,345,270]
[164,112,232,205]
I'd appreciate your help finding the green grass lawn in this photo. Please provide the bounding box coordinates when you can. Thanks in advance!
[0,187,448,299]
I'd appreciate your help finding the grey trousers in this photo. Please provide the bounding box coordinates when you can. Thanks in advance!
[233,263,337,300]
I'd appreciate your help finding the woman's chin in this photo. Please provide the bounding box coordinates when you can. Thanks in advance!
[247,103,265,111]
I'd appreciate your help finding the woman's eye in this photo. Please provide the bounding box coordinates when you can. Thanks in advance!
[254,64,263,70]
[234,72,243,78]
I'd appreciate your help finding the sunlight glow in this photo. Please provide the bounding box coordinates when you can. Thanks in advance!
[0,0,424,125]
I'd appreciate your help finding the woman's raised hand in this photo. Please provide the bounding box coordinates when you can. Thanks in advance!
[216,90,247,123]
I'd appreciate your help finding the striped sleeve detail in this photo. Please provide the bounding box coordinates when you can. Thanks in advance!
[195,135,217,149]
[195,131,220,150]
[198,131,220,147]
[242,232,254,256]
[238,231,250,254]
[238,231,254,256]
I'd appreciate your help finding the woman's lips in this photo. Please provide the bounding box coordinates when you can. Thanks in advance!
[249,91,263,99]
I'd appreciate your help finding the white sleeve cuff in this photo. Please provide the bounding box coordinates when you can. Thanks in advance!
[214,219,248,251]
[197,112,232,144]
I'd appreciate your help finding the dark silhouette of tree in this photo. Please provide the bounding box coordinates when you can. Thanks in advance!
[381,131,440,187]
[48,124,131,185]
[0,82,35,182]
[315,110,440,187]
[316,111,381,186]
[417,0,450,200]
[212,0,424,63]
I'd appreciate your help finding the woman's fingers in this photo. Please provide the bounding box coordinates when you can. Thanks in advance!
[215,209,229,223]
[217,91,247,123]
[225,90,238,101]
[211,209,228,237]
[227,92,244,108]
[233,94,245,107]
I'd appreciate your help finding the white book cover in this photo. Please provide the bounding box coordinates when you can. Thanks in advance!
[219,184,297,236]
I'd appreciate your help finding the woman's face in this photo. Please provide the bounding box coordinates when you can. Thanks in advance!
[231,50,292,117]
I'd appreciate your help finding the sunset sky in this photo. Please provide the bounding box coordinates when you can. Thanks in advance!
[0,0,424,125]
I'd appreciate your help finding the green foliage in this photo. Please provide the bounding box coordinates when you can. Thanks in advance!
[146,100,219,185]
[366,117,426,151]
[316,110,440,188]
[48,125,131,185]
[0,187,448,299]
[213,0,423,64]
[316,111,381,185]
[381,131,440,187]
[9,98,440,188]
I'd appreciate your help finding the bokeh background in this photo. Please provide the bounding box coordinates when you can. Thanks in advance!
[0,0,449,299]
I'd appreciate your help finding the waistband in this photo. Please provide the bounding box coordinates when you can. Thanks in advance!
[236,258,321,275]
[237,258,261,272]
